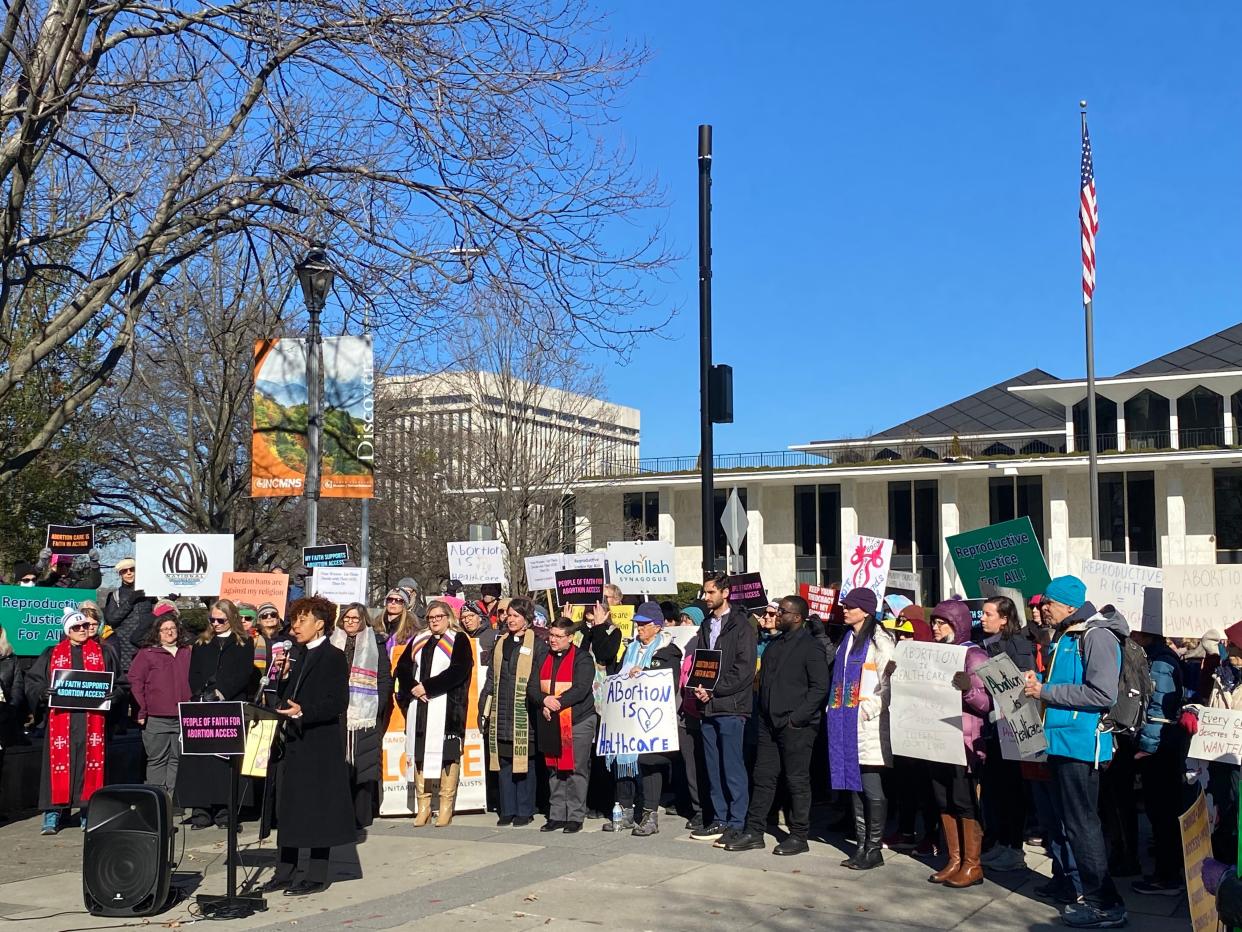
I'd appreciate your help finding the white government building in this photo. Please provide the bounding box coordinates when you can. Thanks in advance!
[569,325,1242,604]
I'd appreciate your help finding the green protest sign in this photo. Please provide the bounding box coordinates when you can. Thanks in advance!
[0,586,98,656]
[946,517,1050,600]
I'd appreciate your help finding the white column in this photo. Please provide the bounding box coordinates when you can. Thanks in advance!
[1046,471,1070,575]
[939,476,961,598]
[1165,466,1186,565]
[658,486,675,544]
[574,512,592,552]
[1226,405,1235,446]
[1064,404,1075,453]
[840,479,859,560]
[746,485,764,577]
[1115,410,1127,452]
[1168,399,1180,450]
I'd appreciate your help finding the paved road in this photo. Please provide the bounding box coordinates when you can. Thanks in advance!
[0,809,1193,931]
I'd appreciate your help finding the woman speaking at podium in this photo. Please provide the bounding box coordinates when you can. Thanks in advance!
[264,596,356,897]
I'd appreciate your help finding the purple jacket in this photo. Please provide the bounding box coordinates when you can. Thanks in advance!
[128,645,192,718]
[931,598,992,772]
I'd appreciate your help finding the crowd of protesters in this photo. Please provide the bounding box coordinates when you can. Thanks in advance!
[5,554,1240,926]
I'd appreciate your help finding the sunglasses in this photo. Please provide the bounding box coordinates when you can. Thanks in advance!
[68,623,89,632]
[119,568,136,573]
[19,576,36,583]
[259,612,279,620]
[210,616,229,624]
[385,597,405,604]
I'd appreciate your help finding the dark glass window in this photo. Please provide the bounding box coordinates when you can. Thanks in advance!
[1098,471,1156,566]
[989,476,1045,548]
[622,491,659,540]
[1216,469,1242,563]
[1124,390,1170,450]
[1073,396,1119,452]
[794,484,841,586]
[888,480,939,604]
[1178,387,1224,448]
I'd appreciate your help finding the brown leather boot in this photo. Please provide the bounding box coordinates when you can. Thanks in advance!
[928,814,961,884]
[435,763,460,827]
[413,769,432,827]
[945,818,984,888]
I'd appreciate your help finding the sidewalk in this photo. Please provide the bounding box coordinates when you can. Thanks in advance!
[0,810,1193,931]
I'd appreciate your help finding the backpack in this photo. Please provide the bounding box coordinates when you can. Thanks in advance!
[1100,632,1152,736]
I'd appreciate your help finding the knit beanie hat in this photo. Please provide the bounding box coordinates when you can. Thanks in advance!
[1043,575,1087,609]
[62,608,88,634]
[153,598,179,619]
[680,605,705,626]
[841,587,879,615]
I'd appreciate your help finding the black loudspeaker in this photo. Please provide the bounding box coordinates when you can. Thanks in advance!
[82,784,174,917]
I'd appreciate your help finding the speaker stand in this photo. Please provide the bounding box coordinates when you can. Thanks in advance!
[196,756,267,919]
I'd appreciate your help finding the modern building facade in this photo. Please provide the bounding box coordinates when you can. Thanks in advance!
[570,325,1242,604]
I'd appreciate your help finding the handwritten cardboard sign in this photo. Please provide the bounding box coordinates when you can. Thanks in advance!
[179,701,247,756]
[1179,790,1217,932]
[555,569,604,605]
[524,553,565,590]
[1188,706,1242,764]
[49,670,114,710]
[46,524,93,556]
[839,535,894,606]
[446,540,508,586]
[1078,559,1163,634]
[685,648,722,691]
[1162,564,1242,639]
[976,653,1046,760]
[309,566,367,605]
[727,572,767,610]
[890,640,967,766]
[595,669,679,758]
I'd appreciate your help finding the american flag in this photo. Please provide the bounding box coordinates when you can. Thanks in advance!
[1080,119,1098,305]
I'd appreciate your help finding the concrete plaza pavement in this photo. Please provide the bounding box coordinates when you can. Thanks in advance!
[0,808,1193,931]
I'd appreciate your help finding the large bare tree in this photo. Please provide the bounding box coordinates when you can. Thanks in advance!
[0,0,669,486]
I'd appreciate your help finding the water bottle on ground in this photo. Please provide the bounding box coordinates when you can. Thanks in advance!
[611,803,623,832]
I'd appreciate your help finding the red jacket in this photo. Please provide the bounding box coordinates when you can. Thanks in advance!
[128,645,192,718]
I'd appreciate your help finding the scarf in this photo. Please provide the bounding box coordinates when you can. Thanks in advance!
[489,629,534,773]
[827,630,867,792]
[48,638,106,806]
[607,632,670,776]
[252,632,269,671]
[330,627,380,737]
[404,630,455,775]
[540,644,579,771]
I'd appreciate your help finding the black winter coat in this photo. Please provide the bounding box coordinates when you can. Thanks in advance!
[176,636,257,808]
[481,630,547,756]
[695,605,758,717]
[0,655,23,746]
[756,625,831,728]
[275,641,356,850]
[103,584,155,671]
[528,643,597,725]
[395,631,472,768]
[341,630,393,785]
[585,623,622,675]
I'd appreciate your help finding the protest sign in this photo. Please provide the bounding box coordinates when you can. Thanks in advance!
[524,553,565,590]
[1078,559,1163,634]
[310,566,367,605]
[380,638,485,816]
[302,544,349,569]
[726,572,767,610]
[665,625,698,653]
[609,604,636,641]
[45,524,93,556]
[135,533,234,596]
[886,569,920,603]
[606,541,675,593]
[1179,790,1216,932]
[946,517,1050,599]
[49,670,114,711]
[446,540,508,586]
[1188,707,1242,765]
[0,587,97,656]
[976,653,1047,760]
[839,536,894,605]
[595,669,679,758]
[890,640,967,766]
[218,572,288,617]
[556,568,604,605]
[1162,564,1242,639]
[178,701,247,756]
[563,551,607,572]
[685,649,722,691]
[798,584,838,618]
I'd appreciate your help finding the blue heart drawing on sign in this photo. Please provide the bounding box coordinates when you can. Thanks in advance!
[635,707,662,734]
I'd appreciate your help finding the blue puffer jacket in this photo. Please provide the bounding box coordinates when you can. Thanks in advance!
[1041,602,1126,766]
[1137,639,1184,756]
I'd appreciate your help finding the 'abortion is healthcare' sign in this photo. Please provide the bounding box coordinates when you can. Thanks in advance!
[595,669,679,758]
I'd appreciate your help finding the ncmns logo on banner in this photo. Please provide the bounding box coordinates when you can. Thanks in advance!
[162,542,210,587]
[254,477,303,490]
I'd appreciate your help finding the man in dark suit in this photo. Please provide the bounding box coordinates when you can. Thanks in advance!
[726,594,832,855]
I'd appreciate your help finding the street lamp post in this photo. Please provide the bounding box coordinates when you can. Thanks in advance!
[295,247,335,548]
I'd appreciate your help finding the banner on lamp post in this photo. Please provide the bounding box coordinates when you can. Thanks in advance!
[320,335,374,500]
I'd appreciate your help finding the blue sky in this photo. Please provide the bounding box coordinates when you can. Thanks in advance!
[594,2,1242,457]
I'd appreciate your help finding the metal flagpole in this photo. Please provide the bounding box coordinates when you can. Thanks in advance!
[1082,101,1101,560]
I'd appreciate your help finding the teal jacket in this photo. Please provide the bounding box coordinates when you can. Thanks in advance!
[1042,603,1126,766]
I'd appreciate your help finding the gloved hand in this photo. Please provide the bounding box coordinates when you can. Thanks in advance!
[1180,707,1200,735]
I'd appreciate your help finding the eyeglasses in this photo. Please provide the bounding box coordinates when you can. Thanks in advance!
[548,632,571,639]
[259,612,279,620]
[68,623,89,632]
[343,614,362,623]
[426,613,450,622]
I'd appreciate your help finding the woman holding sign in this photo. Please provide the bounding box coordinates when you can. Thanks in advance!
[27,609,117,835]
[601,602,682,837]
[826,588,895,870]
[926,598,992,889]
[395,600,472,828]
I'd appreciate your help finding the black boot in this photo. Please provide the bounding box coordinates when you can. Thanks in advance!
[839,794,868,868]
[848,793,886,870]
